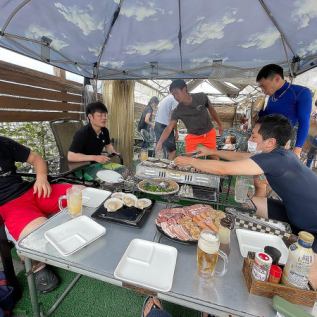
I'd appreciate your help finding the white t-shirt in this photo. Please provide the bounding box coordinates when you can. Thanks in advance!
[155,95,178,125]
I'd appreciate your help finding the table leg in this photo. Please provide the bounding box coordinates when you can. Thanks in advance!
[25,257,41,317]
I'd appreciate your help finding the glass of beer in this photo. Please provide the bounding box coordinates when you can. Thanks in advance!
[139,148,148,161]
[197,229,228,279]
[58,185,83,217]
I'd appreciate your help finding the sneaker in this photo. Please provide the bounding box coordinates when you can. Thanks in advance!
[34,267,59,293]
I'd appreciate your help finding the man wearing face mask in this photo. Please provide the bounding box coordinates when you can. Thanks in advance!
[257,64,312,158]
[174,114,317,287]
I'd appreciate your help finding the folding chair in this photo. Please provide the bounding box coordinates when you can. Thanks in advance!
[49,119,84,159]
[49,119,90,184]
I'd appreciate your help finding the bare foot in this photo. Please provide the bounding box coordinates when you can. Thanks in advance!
[143,297,163,317]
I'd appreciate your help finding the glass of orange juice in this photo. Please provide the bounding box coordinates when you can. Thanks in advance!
[58,185,83,217]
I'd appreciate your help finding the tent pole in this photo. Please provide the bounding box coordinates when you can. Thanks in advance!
[0,0,31,33]
[177,0,184,72]
[95,0,124,79]
[258,0,295,57]
[258,0,295,77]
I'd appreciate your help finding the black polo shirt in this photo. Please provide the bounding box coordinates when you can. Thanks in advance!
[69,124,110,155]
[0,136,33,206]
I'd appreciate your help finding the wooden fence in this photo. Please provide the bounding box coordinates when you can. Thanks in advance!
[0,61,84,122]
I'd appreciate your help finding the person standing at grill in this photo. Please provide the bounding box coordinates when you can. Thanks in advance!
[156,80,223,154]
[154,94,178,160]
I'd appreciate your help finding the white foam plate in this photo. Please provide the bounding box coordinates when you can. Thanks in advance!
[82,188,111,208]
[44,216,106,256]
[96,170,124,183]
[114,239,177,292]
[236,229,289,264]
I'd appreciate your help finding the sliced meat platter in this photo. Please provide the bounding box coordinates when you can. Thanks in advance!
[156,204,225,242]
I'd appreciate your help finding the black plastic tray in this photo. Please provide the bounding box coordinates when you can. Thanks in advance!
[156,224,197,245]
[91,200,153,228]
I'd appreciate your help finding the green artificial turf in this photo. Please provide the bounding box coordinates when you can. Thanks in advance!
[14,266,200,317]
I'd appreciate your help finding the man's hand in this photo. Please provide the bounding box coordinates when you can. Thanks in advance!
[33,176,51,198]
[174,156,194,167]
[195,145,216,157]
[218,125,223,135]
[293,147,302,158]
[94,155,110,163]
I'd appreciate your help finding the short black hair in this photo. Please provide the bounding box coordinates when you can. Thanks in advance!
[169,79,187,92]
[256,64,284,81]
[85,102,108,117]
[256,114,292,146]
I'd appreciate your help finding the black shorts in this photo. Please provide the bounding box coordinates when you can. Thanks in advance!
[267,198,317,252]
[154,122,176,152]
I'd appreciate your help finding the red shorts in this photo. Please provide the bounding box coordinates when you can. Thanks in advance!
[185,128,217,153]
[0,183,71,241]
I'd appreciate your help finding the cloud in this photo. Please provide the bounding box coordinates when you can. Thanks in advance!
[186,10,241,45]
[25,25,68,50]
[54,2,103,36]
[126,39,173,55]
[190,57,214,66]
[292,0,317,29]
[240,27,280,49]
[100,61,124,69]
[88,46,102,56]
[298,39,317,56]
[120,3,164,21]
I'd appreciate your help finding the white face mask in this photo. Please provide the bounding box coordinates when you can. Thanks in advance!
[248,140,262,154]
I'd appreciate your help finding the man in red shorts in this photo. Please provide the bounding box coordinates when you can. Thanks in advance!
[0,136,71,293]
[156,79,223,154]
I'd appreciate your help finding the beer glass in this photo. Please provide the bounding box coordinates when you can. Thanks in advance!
[139,148,148,161]
[58,185,83,217]
[197,229,228,279]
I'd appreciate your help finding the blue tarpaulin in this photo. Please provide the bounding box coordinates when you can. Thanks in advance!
[0,0,316,79]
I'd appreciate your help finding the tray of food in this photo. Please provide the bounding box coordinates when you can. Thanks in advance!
[155,204,225,243]
[137,179,179,195]
[91,192,153,227]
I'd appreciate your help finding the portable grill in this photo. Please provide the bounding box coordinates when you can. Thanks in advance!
[135,161,220,189]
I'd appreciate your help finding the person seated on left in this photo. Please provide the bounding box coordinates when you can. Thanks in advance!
[0,135,72,293]
[68,101,119,163]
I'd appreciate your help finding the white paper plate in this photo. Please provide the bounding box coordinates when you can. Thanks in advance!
[44,216,106,256]
[114,239,177,292]
[236,229,289,264]
[96,170,124,183]
[82,188,111,208]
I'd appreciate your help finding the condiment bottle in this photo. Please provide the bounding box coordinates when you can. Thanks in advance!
[282,231,315,289]
[268,265,282,284]
[252,252,272,281]
[218,215,234,255]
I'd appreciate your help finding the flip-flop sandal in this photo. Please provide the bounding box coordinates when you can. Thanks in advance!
[141,296,163,317]
[34,267,59,293]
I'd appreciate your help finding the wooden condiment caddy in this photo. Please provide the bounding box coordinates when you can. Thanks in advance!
[242,258,317,307]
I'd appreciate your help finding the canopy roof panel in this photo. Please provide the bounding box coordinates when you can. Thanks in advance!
[0,0,316,79]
